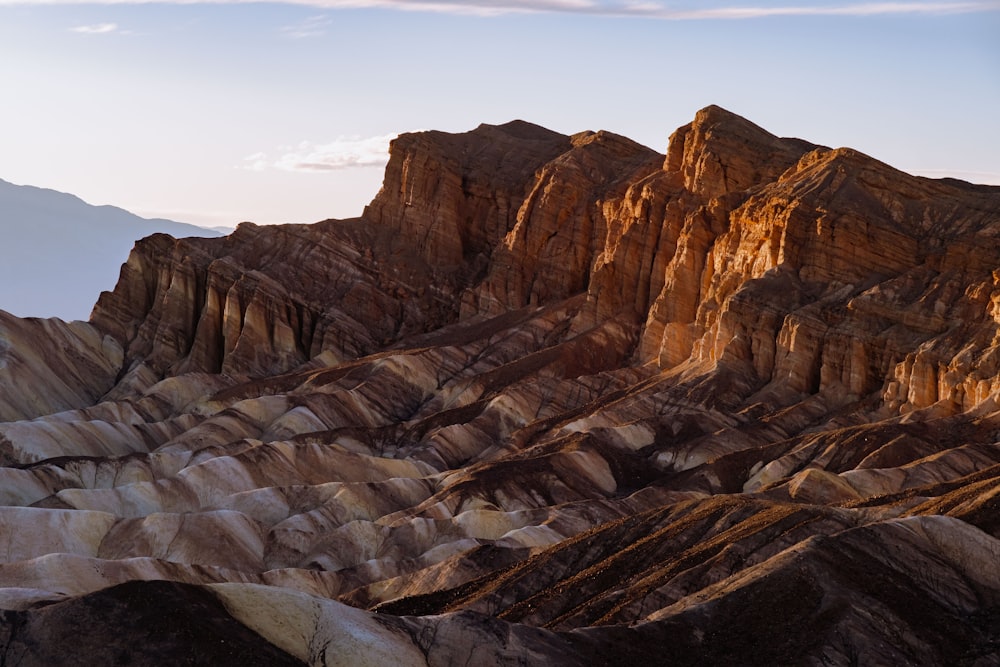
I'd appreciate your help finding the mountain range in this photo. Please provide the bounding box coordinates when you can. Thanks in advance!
[0,178,222,320]
[1,106,1000,665]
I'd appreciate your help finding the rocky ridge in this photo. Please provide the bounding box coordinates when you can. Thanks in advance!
[1,106,1000,665]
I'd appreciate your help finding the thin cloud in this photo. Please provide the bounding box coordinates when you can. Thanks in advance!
[661,2,1000,19]
[243,133,415,173]
[276,135,397,171]
[280,14,331,37]
[16,1,999,19]
[325,0,600,15]
[241,152,270,172]
[70,22,119,33]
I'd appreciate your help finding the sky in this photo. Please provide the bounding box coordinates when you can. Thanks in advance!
[0,0,998,229]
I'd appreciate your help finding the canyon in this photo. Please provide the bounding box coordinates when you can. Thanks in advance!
[1,105,1000,665]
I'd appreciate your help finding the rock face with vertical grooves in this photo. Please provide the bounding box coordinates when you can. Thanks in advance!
[3,106,1000,665]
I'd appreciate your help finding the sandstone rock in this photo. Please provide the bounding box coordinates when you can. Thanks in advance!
[468,130,661,315]
[0,312,121,423]
[665,104,817,198]
[365,121,572,270]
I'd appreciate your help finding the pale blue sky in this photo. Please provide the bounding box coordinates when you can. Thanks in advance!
[1,0,998,227]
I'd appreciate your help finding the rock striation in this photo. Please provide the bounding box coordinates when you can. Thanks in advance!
[2,106,1000,665]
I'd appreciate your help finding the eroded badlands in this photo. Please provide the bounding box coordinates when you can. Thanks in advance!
[2,106,1000,665]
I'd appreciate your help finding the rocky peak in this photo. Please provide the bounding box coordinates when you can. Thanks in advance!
[489,119,567,142]
[363,121,572,270]
[665,104,817,197]
[466,128,662,316]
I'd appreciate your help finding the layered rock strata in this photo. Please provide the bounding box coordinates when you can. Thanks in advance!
[1,106,1000,665]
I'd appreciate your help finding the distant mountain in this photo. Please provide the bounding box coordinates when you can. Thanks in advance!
[0,178,223,321]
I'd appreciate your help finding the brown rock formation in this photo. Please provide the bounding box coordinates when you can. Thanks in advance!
[0,311,121,423]
[365,120,572,271]
[3,106,1000,665]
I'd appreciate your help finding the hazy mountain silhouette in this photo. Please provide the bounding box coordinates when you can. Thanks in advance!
[0,178,223,321]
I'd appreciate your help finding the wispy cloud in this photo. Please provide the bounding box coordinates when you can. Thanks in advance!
[656,2,1000,19]
[241,152,270,172]
[275,135,397,171]
[328,0,600,16]
[21,1,1000,19]
[242,133,412,173]
[280,14,331,37]
[70,22,119,33]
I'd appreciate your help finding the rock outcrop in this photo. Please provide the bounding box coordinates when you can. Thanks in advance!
[3,106,1000,665]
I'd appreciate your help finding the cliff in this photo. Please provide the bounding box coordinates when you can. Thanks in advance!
[2,106,1000,665]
